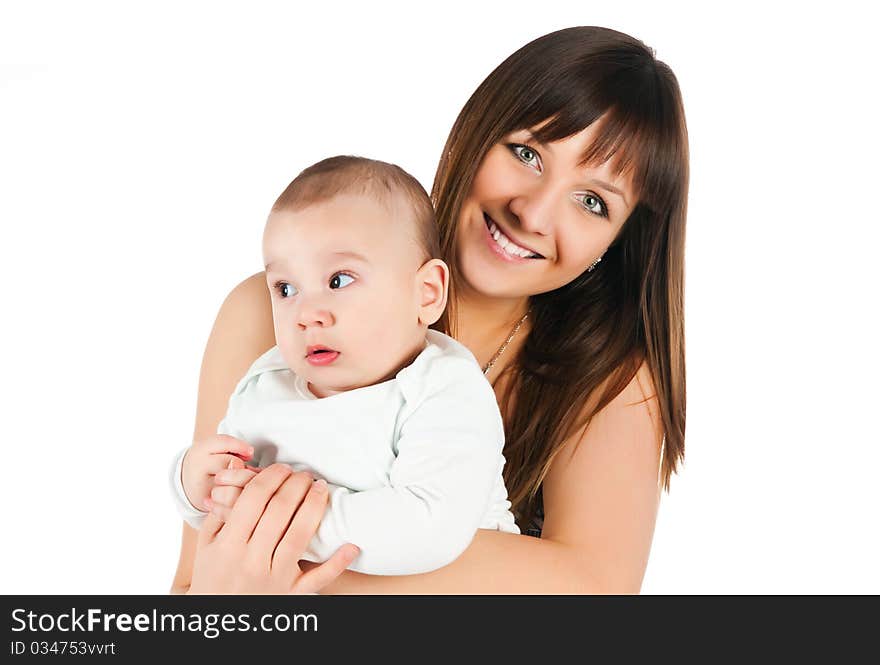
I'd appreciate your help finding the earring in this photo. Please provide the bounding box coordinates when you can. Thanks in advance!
[587,254,604,272]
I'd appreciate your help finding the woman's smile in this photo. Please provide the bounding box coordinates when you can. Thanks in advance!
[482,212,546,263]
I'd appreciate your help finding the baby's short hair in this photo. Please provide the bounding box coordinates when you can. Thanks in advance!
[272,155,439,262]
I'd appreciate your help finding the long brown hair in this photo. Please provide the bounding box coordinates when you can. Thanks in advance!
[429,27,689,530]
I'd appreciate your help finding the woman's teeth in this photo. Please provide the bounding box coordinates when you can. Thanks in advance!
[486,216,541,258]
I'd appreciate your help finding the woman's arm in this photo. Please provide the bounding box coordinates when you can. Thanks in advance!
[314,362,664,594]
[170,271,276,594]
[172,271,663,594]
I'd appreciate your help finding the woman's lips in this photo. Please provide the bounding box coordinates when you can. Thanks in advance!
[482,213,544,263]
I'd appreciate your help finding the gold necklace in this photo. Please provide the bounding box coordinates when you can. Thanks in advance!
[482,311,529,376]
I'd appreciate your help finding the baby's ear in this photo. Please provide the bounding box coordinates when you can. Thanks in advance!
[416,258,449,326]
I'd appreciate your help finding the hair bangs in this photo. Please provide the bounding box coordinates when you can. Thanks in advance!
[506,55,685,217]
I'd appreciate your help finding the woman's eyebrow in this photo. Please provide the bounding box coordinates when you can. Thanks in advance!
[588,179,629,206]
[523,130,550,151]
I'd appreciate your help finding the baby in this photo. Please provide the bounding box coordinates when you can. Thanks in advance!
[169,155,519,575]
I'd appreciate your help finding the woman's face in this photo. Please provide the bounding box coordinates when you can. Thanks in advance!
[456,120,637,299]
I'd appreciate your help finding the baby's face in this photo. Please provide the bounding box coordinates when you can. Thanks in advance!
[263,194,429,398]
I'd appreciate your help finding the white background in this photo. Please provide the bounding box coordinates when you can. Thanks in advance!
[1,1,877,594]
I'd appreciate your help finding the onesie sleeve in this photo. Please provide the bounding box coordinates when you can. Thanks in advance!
[300,354,507,575]
[168,445,209,530]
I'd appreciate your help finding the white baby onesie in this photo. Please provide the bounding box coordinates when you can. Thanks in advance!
[169,329,519,575]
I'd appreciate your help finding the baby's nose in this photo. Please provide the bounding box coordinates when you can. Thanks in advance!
[297,301,334,328]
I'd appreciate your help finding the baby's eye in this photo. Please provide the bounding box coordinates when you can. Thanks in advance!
[329,272,355,289]
[274,281,298,298]
[572,192,609,218]
[508,144,542,172]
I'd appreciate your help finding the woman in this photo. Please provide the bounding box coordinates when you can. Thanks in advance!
[173,25,688,594]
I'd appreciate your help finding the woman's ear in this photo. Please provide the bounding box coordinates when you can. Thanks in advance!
[415,258,449,327]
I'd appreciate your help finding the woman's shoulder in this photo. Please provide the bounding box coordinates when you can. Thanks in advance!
[523,361,663,540]
[209,270,276,360]
[578,358,660,422]
[541,359,664,486]
[564,358,665,480]
[221,270,272,316]
[620,360,662,432]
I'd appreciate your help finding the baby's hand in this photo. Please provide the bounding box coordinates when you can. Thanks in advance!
[204,456,262,522]
[181,434,255,512]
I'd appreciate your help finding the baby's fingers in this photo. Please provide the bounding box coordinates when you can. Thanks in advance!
[214,467,260,488]
[206,453,252,475]
[204,434,254,459]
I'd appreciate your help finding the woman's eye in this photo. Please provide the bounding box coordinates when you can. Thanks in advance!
[329,272,355,289]
[509,144,541,172]
[275,281,298,298]
[573,192,609,218]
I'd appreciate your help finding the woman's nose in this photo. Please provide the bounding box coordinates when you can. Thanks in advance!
[507,181,559,236]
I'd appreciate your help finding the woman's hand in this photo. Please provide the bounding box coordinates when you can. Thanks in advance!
[187,463,360,594]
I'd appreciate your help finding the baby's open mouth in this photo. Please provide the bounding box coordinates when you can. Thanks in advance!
[307,345,338,357]
[305,345,340,366]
